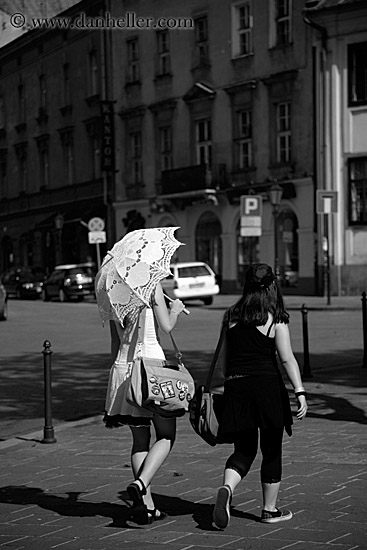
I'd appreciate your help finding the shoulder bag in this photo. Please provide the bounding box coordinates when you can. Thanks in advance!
[188,322,227,446]
[127,309,195,418]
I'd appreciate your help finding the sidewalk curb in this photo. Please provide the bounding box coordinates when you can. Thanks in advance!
[0,414,102,451]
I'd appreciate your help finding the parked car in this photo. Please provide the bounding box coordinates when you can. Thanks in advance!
[161,261,220,305]
[42,263,96,302]
[0,280,7,320]
[1,266,45,299]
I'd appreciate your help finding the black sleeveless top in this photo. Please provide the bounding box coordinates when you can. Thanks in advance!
[226,322,278,377]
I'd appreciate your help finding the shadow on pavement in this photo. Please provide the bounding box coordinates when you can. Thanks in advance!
[0,347,366,437]
[0,485,259,531]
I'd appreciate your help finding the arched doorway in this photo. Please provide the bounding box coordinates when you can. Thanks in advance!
[195,211,222,276]
[278,209,299,289]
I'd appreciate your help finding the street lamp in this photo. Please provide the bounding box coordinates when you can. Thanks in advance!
[268,183,283,280]
[54,213,64,265]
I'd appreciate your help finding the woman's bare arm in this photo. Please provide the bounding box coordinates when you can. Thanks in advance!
[275,322,308,419]
[152,282,185,334]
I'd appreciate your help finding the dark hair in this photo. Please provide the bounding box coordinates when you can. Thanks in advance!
[225,263,289,326]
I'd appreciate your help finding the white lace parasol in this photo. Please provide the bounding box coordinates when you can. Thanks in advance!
[95,227,184,326]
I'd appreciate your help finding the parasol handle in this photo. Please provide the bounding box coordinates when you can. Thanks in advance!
[163,293,190,315]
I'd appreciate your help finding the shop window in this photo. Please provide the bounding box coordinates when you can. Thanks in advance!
[348,42,367,106]
[349,157,367,225]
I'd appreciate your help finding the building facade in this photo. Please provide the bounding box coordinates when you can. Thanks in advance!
[0,0,110,274]
[110,0,316,294]
[303,0,367,295]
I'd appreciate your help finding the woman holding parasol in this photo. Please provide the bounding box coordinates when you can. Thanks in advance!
[95,227,186,525]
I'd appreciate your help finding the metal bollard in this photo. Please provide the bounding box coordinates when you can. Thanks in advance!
[362,292,367,369]
[41,340,57,444]
[301,304,312,378]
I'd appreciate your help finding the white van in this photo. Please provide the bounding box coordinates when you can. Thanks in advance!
[161,261,220,305]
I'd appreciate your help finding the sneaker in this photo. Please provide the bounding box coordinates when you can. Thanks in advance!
[261,508,293,523]
[213,485,232,529]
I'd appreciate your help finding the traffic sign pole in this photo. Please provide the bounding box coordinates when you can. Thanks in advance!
[88,218,105,270]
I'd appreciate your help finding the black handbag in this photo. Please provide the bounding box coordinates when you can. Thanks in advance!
[188,322,227,446]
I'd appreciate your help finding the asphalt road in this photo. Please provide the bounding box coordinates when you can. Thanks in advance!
[0,295,364,441]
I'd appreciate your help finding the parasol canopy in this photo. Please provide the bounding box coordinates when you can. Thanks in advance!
[95,227,183,325]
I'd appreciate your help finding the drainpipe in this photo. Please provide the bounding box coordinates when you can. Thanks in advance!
[302,10,331,298]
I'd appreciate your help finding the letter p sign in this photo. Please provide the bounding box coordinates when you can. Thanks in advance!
[240,195,263,236]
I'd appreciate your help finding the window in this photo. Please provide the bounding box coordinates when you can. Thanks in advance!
[39,74,47,110]
[18,84,26,122]
[15,144,27,192]
[276,102,291,163]
[232,2,253,58]
[348,42,367,106]
[159,126,172,171]
[349,158,367,225]
[37,138,49,188]
[60,131,74,185]
[88,50,98,95]
[194,15,209,66]
[127,38,140,83]
[0,150,7,195]
[85,120,100,179]
[195,119,212,167]
[157,31,170,75]
[238,110,252,169]
[91,135,100,179]
[129,131,142,184]
[63,63,71,105]
[0,96,5,128]
[275,0,291,46]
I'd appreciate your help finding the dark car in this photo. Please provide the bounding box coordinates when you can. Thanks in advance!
[1,266,45,299]
[42,263,96,302]
[0,280,7,320]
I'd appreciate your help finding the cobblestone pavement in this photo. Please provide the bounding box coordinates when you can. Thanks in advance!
[1,358,366,550]
[1,294,366,549]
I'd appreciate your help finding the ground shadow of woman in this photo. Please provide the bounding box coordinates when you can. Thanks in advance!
[0,485,260,531]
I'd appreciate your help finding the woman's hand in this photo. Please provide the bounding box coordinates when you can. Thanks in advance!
[170,299,185,316]
[296,395,307,420]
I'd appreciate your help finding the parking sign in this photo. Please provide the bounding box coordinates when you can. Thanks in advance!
[240,195,263,236]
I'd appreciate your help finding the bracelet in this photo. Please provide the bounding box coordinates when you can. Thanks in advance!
[295,391,306,397]
[293,386,305,394]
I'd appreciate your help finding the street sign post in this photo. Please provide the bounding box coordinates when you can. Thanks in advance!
[240,195,263,237]
[88,218,105,269]
[316,190,338,305]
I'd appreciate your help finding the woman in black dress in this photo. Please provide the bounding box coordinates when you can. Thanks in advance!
[213,264,307,529]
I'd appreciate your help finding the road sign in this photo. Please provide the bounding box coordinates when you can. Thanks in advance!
[240,195,262,237]
[88,231,106,244]
[88,217,105,232]
[316,190,338,214]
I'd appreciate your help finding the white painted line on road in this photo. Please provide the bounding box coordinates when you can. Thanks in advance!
[194,495,213,503]
[39,526,73,537]
[164,533,191,544]
[327,532,352,544]
[8,514,35,522]
[325,485,346,495]
[330,495,351,505]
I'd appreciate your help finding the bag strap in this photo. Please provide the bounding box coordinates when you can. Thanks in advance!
[134,307,184,364]
[204,321,227,391]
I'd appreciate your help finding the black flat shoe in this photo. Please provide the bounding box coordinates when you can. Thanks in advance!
[127,478,146,507]
[147,508,167,523]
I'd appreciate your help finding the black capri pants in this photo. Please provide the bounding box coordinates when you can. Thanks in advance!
[225,426,284,484]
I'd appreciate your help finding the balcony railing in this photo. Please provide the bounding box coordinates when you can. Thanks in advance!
[159,164,227,197]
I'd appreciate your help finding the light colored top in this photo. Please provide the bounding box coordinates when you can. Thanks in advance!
[114,308,165,365]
